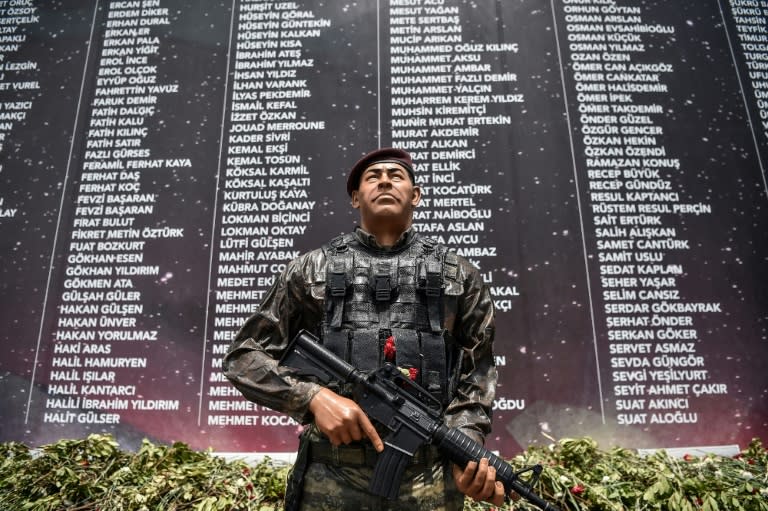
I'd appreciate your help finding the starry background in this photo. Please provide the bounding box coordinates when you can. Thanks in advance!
[0,0,766,456]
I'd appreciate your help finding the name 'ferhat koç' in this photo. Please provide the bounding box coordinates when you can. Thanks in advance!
[346,147,415,196]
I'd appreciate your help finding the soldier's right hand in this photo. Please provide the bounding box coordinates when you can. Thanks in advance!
[308,388,384,452]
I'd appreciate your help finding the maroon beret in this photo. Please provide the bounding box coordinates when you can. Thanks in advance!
[346,147,415,196]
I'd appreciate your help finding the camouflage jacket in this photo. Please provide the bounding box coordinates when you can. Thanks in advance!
[223,227,497,443]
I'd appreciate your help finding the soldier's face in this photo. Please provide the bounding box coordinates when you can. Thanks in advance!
[351,162,421,223]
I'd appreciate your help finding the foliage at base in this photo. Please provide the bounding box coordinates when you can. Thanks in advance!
[470,437,768,511]
[0,435,287,510]
[0,435,765,511]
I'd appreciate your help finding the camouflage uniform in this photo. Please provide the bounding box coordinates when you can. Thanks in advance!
[223,227,497,510]
[300,453,464,511]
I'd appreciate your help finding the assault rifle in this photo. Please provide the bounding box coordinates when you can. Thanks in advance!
[279,330,561,511]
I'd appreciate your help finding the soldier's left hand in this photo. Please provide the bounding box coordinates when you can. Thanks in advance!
[452,458,506,506]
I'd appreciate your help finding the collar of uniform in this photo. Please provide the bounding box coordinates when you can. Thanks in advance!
[353,226,416,252]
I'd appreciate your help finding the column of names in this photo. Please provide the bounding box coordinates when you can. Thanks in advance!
[729,0,768,140]
[388,0,522,313]
[0,0,40,222]
[561,0,728,428]
[205,0,328,428]
[44,0,188,426]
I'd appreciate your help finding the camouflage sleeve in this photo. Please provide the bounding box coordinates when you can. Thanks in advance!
[443,256,497,444]
[222,250,326,424]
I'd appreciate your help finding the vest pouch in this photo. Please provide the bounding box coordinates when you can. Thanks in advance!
[349,328,381,373]
[420,331,448,402]
[320,328,351,396]
[369,261,397,302]
[416,258,444,333]
[390,328,421,385]
[325,252,353,328]
[322,328,350,361]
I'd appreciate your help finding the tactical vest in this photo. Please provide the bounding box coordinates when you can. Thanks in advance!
[320,231,462,406]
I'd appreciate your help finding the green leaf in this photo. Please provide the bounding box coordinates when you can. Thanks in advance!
[702,495,720,511]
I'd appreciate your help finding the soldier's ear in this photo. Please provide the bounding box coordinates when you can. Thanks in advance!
[351,190,360,209]
[411,186,422,207]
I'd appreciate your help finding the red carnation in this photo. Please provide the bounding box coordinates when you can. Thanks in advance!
[384,335,396,362]
[683,454,694,462]
[409,367,419,381]
[570,484,585,495]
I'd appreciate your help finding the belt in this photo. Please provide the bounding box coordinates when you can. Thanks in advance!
[308,441,440,468]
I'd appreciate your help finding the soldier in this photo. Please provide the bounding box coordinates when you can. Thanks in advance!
[223,148,504,510]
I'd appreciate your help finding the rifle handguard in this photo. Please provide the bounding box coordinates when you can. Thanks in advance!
[433,425,561,511]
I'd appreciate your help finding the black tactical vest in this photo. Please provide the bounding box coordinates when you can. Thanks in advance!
[320,231,462,406]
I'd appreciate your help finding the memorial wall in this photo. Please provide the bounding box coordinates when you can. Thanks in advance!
[1,0,766,457]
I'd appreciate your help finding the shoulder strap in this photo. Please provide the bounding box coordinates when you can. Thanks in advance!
[419,237,463,405]
[323,234,355,329]
[418,237,446,333]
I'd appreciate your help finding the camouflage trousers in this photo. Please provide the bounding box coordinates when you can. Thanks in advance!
[297,459,465,511]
